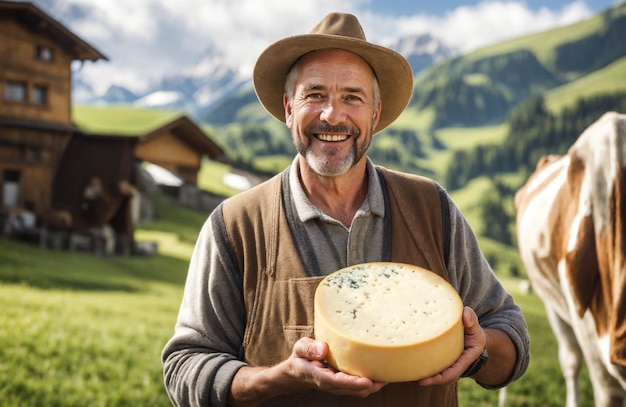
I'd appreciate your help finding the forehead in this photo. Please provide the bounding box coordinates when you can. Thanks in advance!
[296,49,375,87]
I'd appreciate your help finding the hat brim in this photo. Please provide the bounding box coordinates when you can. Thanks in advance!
[253,34,413,134]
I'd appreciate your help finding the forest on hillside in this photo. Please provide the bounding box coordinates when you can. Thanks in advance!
[445,92,626,190]
[450,92,626,246]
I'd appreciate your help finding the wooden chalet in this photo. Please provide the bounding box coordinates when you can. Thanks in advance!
[0,1,225,253]
[136,115,224,186]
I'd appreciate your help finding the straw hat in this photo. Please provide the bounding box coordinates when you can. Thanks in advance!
[253,12,413,133]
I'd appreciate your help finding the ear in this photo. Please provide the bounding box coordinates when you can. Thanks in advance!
[372,100,382,130]
[283,93,293,128]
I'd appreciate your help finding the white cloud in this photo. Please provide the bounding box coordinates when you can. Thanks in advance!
[366,0,594,53]
[69,0,157,41]
[32,0,598,94]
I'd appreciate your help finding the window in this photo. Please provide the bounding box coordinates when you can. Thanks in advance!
[32,85,47,105]
[35,45,53,61]
[2,170,21,207]
[4,82,27,102]
[24,146,43,164]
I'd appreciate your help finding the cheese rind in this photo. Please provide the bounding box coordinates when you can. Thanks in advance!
[314,262,464,382]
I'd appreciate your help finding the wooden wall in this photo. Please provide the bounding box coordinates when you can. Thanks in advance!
[0,14,73,125]
[135,131,201,184]
[0,127,72,216]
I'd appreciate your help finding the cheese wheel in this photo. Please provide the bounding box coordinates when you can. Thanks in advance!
[314,262,464,382]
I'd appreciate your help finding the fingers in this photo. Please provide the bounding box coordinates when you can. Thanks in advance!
[289,337,385,397]
[420,307,486,386]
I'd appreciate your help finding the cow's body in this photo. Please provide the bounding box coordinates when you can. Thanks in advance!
[515,112,626,407]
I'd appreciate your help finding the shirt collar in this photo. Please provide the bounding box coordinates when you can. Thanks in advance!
[288,156,385,223]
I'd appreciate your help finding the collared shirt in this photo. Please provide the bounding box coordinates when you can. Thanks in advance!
[288,157,384,272]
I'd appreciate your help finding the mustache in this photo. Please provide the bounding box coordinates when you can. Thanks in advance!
[305,123,360,137]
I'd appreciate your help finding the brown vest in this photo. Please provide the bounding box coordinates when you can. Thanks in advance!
[220,166,457,406]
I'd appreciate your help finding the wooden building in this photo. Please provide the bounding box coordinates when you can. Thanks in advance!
[135,115,224,186]
[0,1,225,252]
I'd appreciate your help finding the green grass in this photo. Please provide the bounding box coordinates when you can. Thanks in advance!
[198,159,244,199]
[545,56,626,112]
[0,189,600,406]
[0,236,189,407]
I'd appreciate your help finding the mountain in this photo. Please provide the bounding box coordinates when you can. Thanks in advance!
[73,33,456,118]
[386,33,457,75]
[407,2,626,129]
[98,85,138,104]
[74,43,249,114]
[198,33,456,125]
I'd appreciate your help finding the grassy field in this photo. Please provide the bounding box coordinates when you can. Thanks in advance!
[0,190,599,406]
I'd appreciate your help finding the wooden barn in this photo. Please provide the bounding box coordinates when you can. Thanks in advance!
[0,1,225,253]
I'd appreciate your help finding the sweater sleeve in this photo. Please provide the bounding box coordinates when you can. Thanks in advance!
[444,194,530,389]
[162,214,248,407]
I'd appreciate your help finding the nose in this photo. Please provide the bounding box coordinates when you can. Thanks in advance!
[319,99,345,124]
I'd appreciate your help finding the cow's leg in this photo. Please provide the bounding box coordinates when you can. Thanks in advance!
[570,317,626,407]
[584,364,626,407]
[590,385,625,407]
[546,307,582,407]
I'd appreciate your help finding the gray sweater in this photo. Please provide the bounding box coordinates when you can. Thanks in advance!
[162,159,530,406]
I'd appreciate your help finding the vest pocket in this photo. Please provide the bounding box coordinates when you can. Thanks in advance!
[244,276,324,366]
[283,325,315,345]
[281,276,325,348]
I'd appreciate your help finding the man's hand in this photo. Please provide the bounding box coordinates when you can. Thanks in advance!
[229,337,386,406]
[287,337,387,397]
[418,306,486,386]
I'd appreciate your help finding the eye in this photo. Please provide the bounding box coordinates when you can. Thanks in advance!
[306,92,324,100]
[345,94,363,103]
[346,92,365,100]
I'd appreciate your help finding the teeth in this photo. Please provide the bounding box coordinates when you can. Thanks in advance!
[318,134,348,142]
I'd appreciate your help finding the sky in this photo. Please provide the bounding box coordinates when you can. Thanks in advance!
[26,0,622,95]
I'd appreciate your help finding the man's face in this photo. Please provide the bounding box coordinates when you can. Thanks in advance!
[284,49,381,177]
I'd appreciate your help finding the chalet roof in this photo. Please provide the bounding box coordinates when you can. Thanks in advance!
[0,116,80,133]
[141,115,225,160]
[73,109,225,161]
[0,0,107,62]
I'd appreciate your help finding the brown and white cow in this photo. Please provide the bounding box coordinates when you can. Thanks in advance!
[515,112,626,407]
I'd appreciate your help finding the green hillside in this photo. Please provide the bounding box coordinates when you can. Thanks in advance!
[408,2,626,130]
[545,57,626,112]
[464,3,626,70]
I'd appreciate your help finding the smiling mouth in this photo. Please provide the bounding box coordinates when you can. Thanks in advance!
[316,134,349,142]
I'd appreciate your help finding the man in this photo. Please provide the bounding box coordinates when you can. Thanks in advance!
[162,12,530,407]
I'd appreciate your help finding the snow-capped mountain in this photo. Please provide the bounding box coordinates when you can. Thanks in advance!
[386,33,458,75]
[73,33,456,119]
[74,43,249,115]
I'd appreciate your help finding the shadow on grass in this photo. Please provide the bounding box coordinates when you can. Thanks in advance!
[0,236,189,292]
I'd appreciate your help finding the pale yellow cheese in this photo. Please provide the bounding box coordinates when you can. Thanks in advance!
[314,262,464,382]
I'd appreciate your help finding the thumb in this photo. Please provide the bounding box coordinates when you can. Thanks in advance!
[463,306,480,332]
[294,337,328,361]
